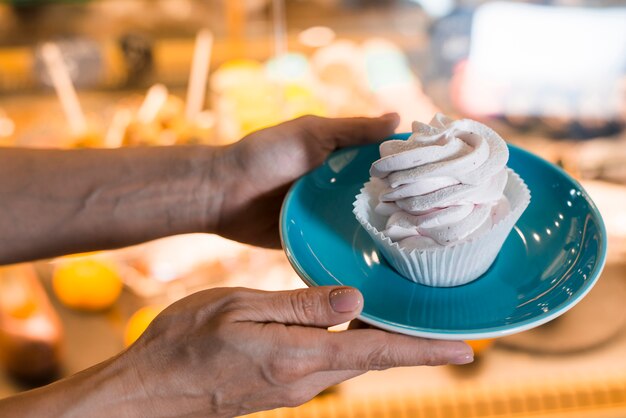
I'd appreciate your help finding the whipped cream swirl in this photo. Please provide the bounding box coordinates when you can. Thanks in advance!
[370,114,510,249]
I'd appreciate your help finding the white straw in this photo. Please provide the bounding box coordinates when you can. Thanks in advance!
[185,29,214,121]
[137,83,168,124]
[41,43,88,136]
[272,0,287,59]
[104,108,132,148]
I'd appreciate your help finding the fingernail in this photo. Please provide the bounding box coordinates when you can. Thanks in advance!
[329,288,362,313]
[449,352,474,365]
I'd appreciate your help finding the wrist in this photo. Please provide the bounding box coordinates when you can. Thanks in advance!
[0,353,150,418]
[89,353,155,417]
[154,144,229,236]
[195,145,231,235]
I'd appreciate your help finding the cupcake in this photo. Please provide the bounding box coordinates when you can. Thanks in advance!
[353,114,530,287]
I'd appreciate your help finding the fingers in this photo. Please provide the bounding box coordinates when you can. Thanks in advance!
[316,329,474,371]
[261,327,473,387]
[212,286,472,371]
[297,113,400,149]
[228,286,364,328]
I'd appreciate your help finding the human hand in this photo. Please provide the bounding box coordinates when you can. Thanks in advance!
[121,286,473,417]
[212,114,400,247]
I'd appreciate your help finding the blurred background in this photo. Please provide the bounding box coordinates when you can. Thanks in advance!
[1,0,626,416]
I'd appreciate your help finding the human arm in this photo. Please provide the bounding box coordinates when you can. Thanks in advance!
[0,145,218,264]
[0,286,473,417]
[0,114,399,264]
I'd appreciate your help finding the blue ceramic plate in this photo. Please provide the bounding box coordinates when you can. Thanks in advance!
[280,134,607,340]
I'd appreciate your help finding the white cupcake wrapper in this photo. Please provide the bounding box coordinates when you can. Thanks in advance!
[353,168,531,287]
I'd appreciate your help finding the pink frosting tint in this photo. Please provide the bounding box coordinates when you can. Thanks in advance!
[370,114,510,249]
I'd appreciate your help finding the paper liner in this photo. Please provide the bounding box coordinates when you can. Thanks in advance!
[353,169,531,287]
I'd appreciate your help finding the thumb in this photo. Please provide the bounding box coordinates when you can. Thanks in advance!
[297,113,401,149]
[234,286,364,328]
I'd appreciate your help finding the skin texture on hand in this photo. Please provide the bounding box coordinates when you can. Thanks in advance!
[0,286,472,418]
[213,114,401,248]
[124,286,472,417]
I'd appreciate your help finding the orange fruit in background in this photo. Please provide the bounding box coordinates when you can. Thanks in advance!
[52,259,123,312]
[124,305,163,347]
[466,338,496,355]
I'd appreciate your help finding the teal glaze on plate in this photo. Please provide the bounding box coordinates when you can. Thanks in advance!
[280,134,607,340]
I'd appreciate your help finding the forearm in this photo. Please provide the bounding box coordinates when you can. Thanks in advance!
[0,146,224,264]
[0,354,152,418]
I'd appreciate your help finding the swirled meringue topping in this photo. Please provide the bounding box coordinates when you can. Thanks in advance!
[370,114,510,249]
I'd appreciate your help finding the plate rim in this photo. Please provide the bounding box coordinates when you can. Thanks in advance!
[280,139,608,340]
